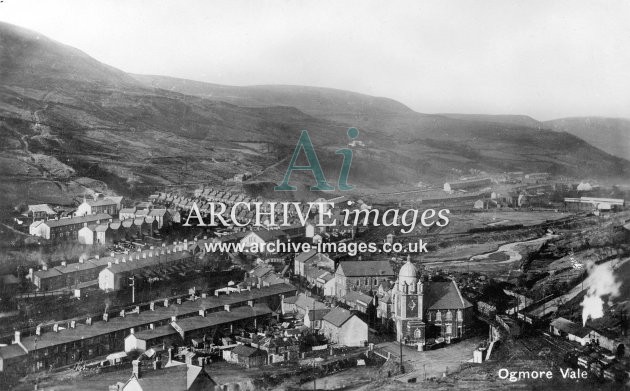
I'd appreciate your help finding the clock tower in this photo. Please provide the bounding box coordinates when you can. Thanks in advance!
[393,256,425,347]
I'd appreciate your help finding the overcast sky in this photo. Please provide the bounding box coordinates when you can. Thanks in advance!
[2,0,629,120]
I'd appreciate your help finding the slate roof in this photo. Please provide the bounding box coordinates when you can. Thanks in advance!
[322,307,355,328]
[126,364,206,391]
[425,280,473,310]
[307,308,331,321]
[337,260,394,277]
[33,268,62,279]
[343,291,373,306]
[149,209,168,217]
[0,343,27,359]
[95,223,110,232]
[87,198,117,207]
[246,230,288,242]
[294,293,327,312]
[25,204,56,215]
[10,284,294,353]
[550,317,591,337]
[44,214,111,228]
[232,344,266,357]
[295,249,317,264]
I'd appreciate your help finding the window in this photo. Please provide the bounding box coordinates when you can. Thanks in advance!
[446,324,452,334]
[446,311,453,321]
[457,310,463,321]
[435,312,441,321]
[414,328,422,338]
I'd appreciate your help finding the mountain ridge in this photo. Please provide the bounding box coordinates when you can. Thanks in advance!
[1,22,629,209]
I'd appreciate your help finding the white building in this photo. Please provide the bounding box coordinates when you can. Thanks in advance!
[78,224,96,245]
[320,307,367,347]
[75,197,118,217]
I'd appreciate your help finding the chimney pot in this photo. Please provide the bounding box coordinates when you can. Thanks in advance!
[13,331,21,344]
[53,323,59,332]
[86,317,92,325]
[61,261,67,267]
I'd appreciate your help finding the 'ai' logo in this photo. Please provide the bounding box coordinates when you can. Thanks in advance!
[274,128,359,191]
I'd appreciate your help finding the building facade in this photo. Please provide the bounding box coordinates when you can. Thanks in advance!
[392,258,473,347]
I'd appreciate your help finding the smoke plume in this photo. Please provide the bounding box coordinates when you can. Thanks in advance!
[581,260,621,326]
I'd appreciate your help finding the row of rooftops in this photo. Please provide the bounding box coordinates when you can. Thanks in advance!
[0,283,296,359]
[132,303,272,341]
[32,240,194,281]
[32,213,113,229]
[118,208,170,218]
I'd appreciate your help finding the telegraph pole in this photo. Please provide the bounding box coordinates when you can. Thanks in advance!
[129,276,136,303]
[399,337,404,374]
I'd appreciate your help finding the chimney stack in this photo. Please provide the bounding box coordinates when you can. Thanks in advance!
[42,265,48,271]
[86,317,92,326]
[132,360,141,379]
[61,261,67,267]
[224,304,230,312]
[120,309,125,318]
[13,331,21,344]
[70,320,76,328]
[53,323,59,332]
[36,326,41,335]
[103,313,109,322]
[149,302,155,311]
[164,299,169,307]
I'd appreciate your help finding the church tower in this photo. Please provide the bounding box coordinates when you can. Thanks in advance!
[393,256,425,347]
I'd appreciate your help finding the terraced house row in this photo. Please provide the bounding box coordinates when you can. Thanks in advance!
[0,283,296,373]
[30,240,195,291]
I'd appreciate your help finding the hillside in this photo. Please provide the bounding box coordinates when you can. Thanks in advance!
[1,21,629,211]
[132,74,414,126]
[438,113,542,129]
[544,117,630,160]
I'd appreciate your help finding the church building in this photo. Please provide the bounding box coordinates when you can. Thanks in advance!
[392,257,473,348]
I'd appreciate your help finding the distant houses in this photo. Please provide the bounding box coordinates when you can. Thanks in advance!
[75,196,119,217]
[443,178,492,193]
[29,213,112,240]
[334,260,395,297]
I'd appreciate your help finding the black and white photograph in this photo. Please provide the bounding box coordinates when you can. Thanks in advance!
[0,1,629,390]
